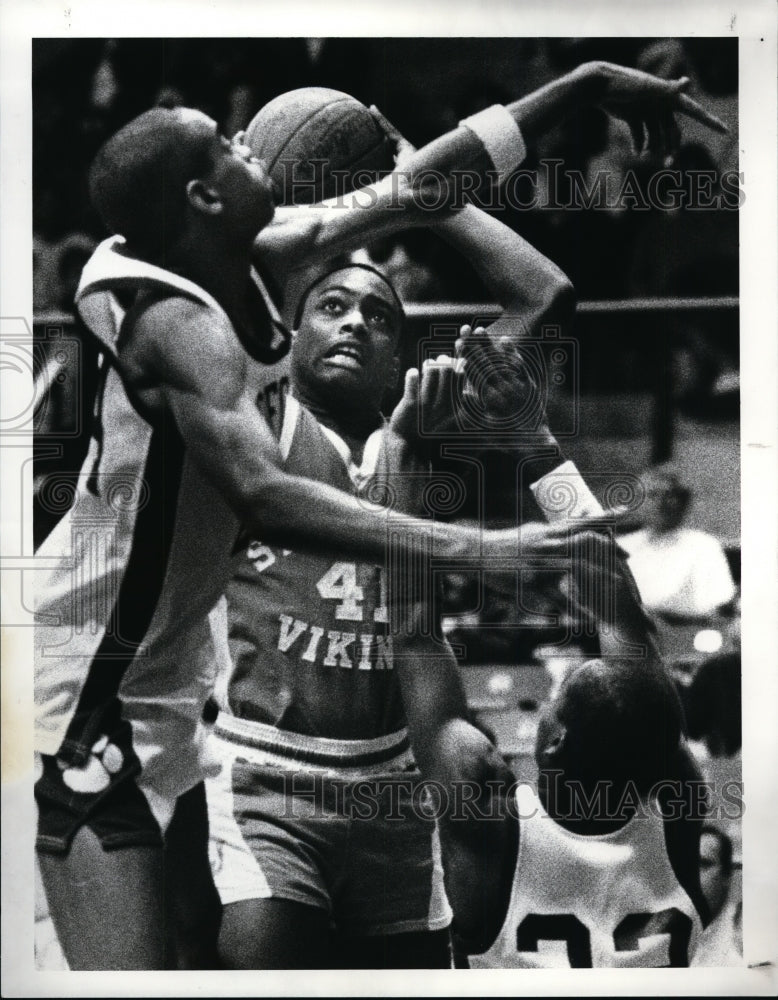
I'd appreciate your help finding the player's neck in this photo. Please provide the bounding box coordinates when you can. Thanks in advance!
[294,386,383,457]
[165,231,253,314]
[540,781,634,835]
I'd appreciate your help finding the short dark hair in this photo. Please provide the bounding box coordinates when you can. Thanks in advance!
[89,108,216,263]
[556,659,684,798]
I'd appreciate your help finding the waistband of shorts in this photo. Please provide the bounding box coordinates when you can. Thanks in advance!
[213,714,413,772]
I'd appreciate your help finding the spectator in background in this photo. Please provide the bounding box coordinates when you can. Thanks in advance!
[685,602,741,759]
[619,465,736,622]
[692,826,743,966]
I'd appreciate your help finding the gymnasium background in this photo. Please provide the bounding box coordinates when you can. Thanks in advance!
[31,36,742,969]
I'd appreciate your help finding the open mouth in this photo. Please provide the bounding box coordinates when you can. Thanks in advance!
[324,343,364,369]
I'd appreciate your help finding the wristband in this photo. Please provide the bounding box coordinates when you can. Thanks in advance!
[530,460,605,522]
[459,105,527,182]
[522,449,567,489]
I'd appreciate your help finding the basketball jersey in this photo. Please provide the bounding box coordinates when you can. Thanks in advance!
[470,785,703,968]
[34,236,291,801]
[214,395,430,741]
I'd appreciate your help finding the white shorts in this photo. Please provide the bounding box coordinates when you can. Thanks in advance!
[205,717,452,936]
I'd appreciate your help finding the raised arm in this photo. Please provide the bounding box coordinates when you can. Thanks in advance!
[254,174,448,284]
[133,295,578,568]
[255,61,726,283]
[396,60,726,180]
[566,531,664,668]
[434,204,575,334]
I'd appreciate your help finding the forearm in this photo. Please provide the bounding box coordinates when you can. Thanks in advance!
[393,632,470,781]
[400,64,591,180]
[257,66,600,278]
[505,65,593,143]
[237,466,479,565]
[596,557,663,665]
[432,204,575,327]
[527,456,661,662]
[254,176,418,277]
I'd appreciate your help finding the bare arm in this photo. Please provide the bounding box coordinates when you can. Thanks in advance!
[255,61,726,285]
[400,60,726,179]
[254,175,439,284]
[392,617,517,950]
[566,532,664,667]
[136,298,468,562]
[132,296,576,567]
[433,203,576,335]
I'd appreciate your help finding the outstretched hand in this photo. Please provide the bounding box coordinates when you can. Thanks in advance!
[578,60,728,159]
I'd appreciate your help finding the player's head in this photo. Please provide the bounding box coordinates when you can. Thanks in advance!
[699,825,733,920]
[535,657,684,805]
[89,107,275,264]
[639,464,691,532]
[290,261,405,418]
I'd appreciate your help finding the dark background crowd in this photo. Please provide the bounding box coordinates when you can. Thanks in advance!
[35,37,738,307]
[31,36,743,968]
[32,32,741,761]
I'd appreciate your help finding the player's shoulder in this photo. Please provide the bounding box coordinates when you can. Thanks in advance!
[678,527,725,552]
[128,290,230,342]
[617,528,646,552]
[124,291,242,382]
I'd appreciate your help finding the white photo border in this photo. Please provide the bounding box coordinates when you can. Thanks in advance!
[2,1,776,996]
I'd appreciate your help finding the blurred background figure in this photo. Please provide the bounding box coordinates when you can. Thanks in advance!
[683,593,742,898]
[619,465,736,622]
[692,826,743,966]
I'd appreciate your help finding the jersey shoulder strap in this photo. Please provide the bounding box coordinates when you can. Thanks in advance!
[75,236,226,359]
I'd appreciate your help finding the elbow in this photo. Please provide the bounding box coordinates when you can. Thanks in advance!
[506,267,577,334]
[232,469,297,543]
[543,269,577,326]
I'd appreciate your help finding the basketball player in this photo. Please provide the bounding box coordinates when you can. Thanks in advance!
[35,59,724,969]
[30,105,575,971]
[206,169,582,968]
[394,520,710,967]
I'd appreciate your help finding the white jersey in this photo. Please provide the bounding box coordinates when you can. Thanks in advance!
[34,236,290,805]
[470,785,703,968]
[619,527,735,618]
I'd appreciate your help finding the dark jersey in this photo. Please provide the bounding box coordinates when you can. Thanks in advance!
[215,396,430,741]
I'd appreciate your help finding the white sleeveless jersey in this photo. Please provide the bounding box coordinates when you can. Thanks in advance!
[34,236,290,801]
[470,785,703,969]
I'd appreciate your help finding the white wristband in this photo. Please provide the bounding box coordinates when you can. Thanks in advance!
[530,460,605,523]
[459,105,527,182]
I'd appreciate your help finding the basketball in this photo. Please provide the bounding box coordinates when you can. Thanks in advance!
[244,88,396,205]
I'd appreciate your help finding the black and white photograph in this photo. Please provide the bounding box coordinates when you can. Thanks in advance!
[1,1,776,996]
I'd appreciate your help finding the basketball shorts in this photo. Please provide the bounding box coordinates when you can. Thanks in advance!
[206,715,453,937]
[35,697,173,854]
